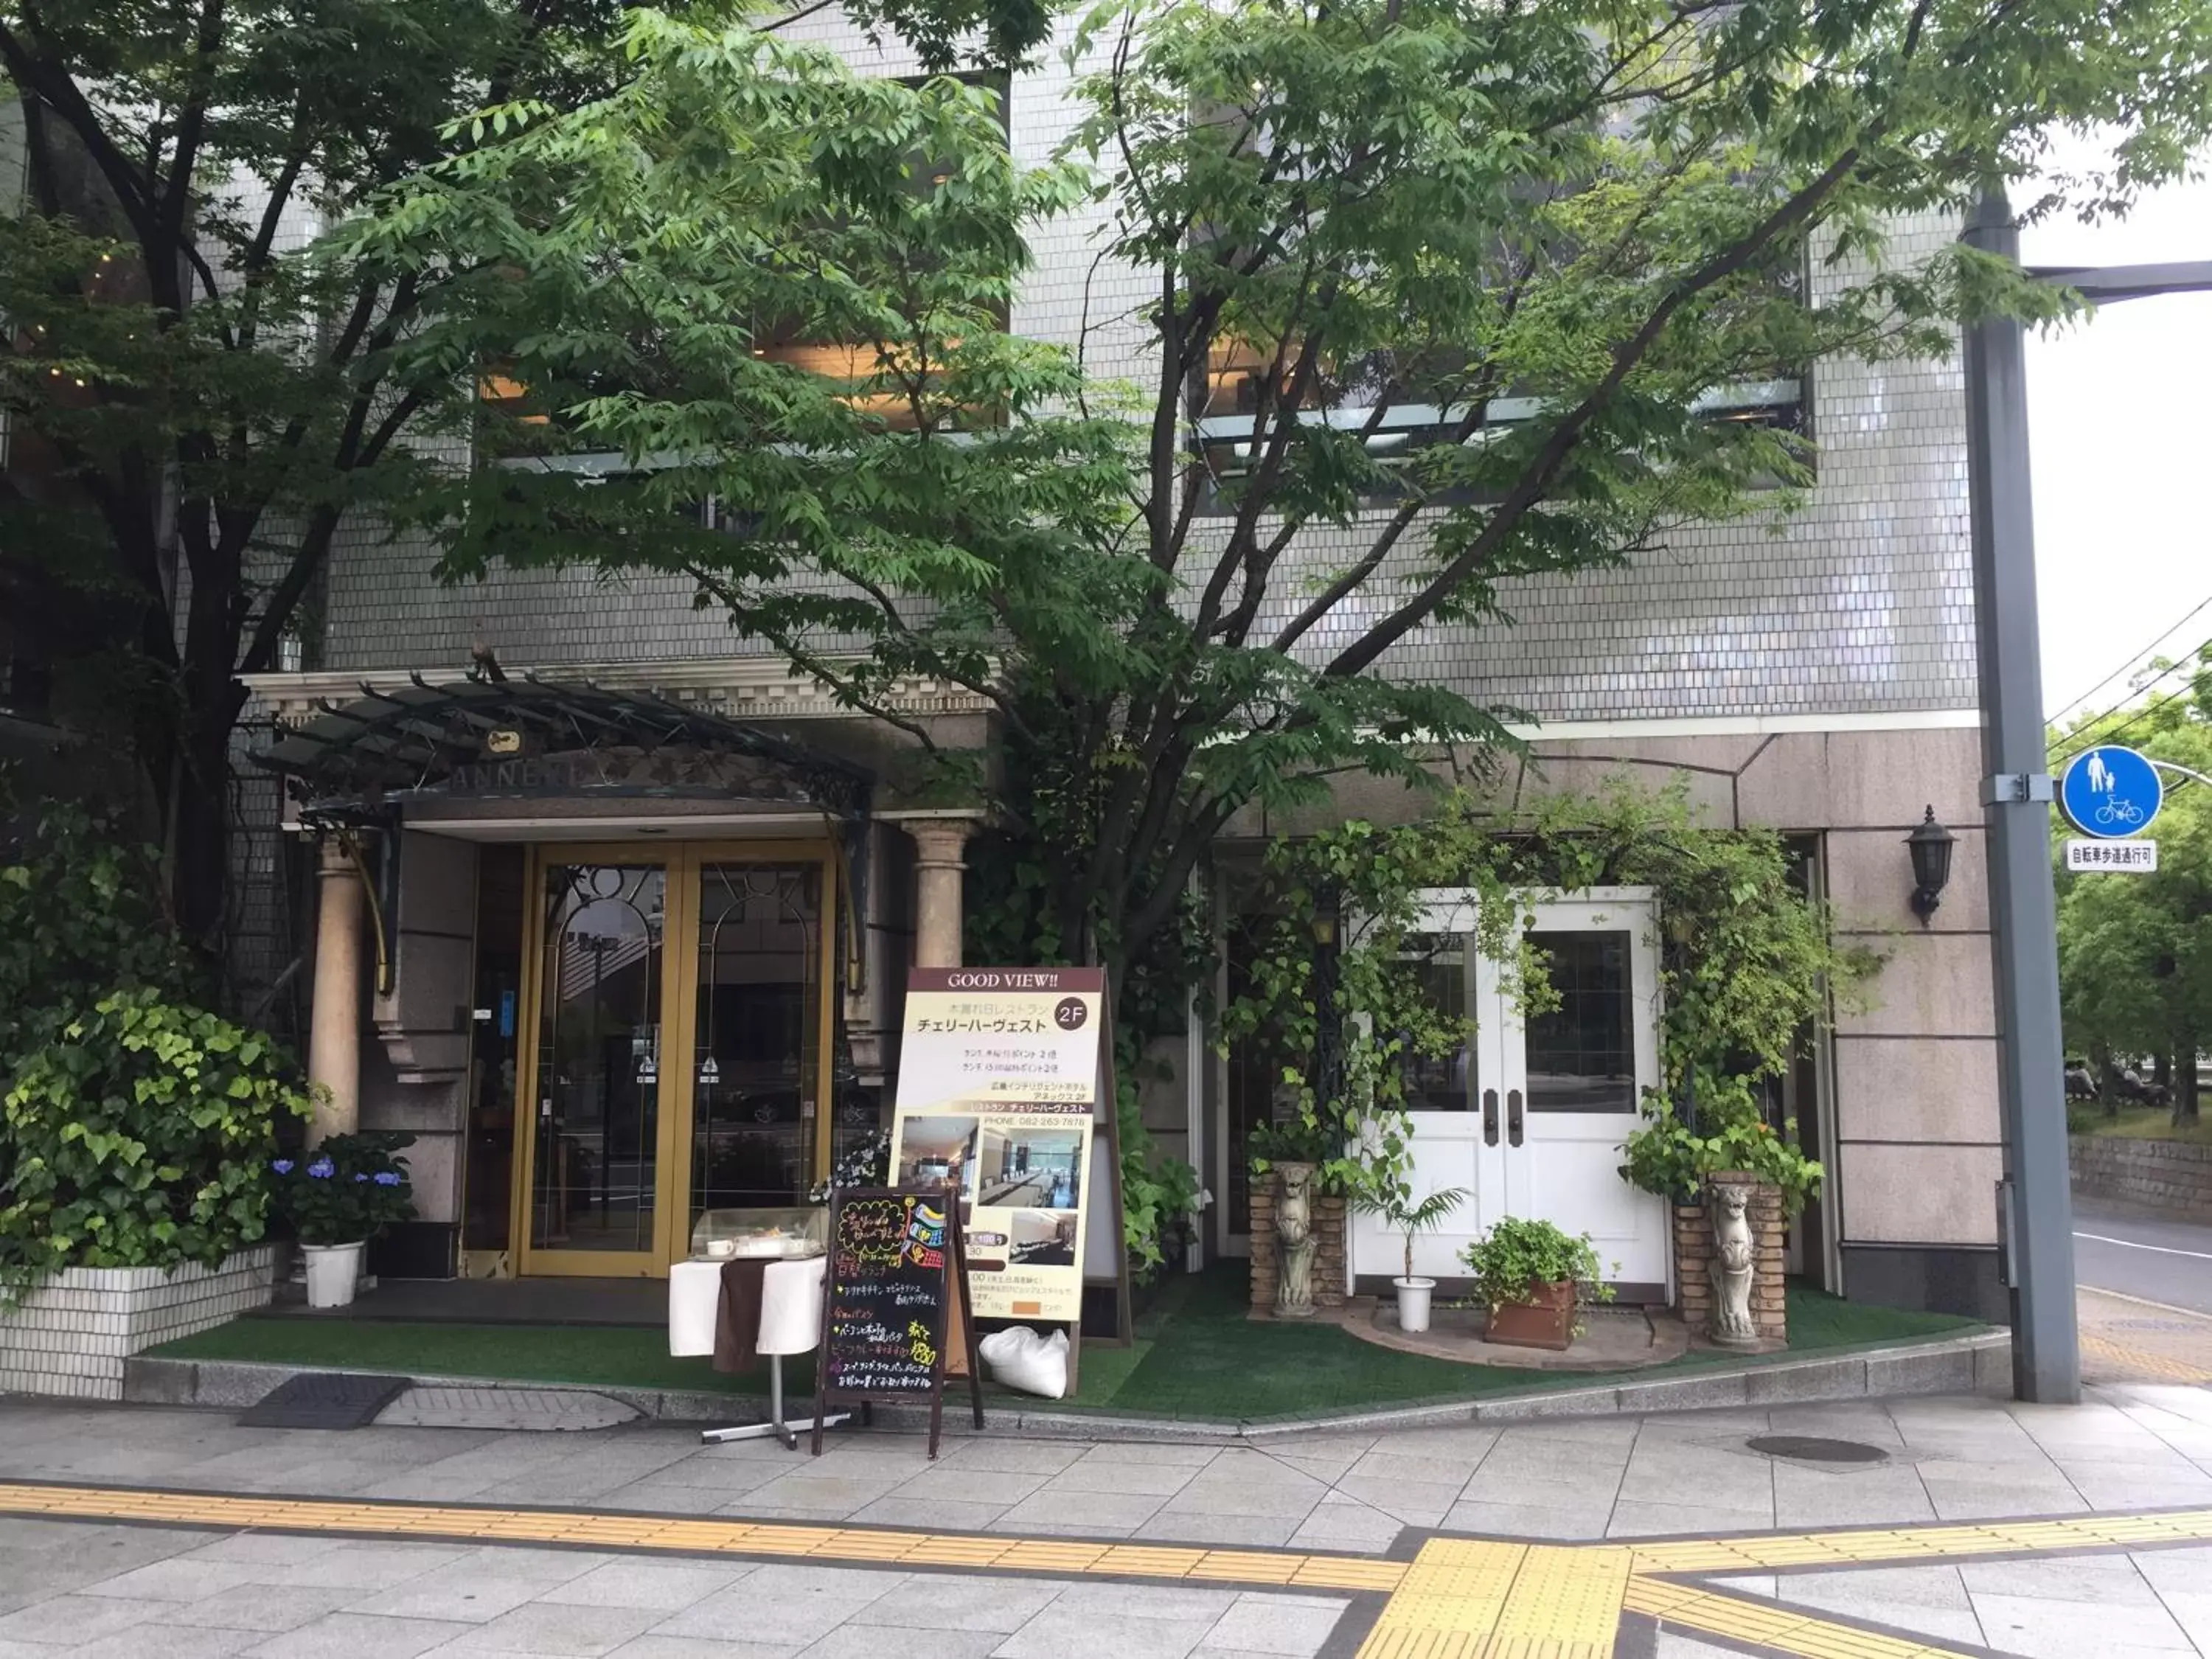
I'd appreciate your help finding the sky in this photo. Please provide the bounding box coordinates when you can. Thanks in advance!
[2022,156,2212,731]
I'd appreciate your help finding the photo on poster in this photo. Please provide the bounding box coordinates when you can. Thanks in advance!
[975,1127,1082,1210]
[1006,1209,1077,1266]
[894,1115,978,1196]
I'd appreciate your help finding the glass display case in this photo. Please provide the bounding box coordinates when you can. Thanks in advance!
[688,1206,827,1262]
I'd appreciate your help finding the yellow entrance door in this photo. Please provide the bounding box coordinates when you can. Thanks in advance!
[512,842,837,1279]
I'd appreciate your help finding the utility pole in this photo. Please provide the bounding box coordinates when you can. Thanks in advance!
[1963,189,2079,1403]
[1962,188,2212,1404]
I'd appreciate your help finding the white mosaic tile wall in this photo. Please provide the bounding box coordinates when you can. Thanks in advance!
[313,11,1976,725]
[0,1247,276,1402]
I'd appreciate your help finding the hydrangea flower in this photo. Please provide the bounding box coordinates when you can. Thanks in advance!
[373,1172,402,1186]
[354,1172,369,1183]
[271,1159,294,1175]
[307,1156,335,1179]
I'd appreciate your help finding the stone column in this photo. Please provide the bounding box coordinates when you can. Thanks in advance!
[906,817,981,968]
[307,835,364,1143]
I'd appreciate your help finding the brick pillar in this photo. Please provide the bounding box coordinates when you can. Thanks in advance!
[1673,1174,1788,1346]
[1248,1186,1278,1312]
[1313,1194,1347,1309]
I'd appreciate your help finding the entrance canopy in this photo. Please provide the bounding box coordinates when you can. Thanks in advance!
[253,673,872,824]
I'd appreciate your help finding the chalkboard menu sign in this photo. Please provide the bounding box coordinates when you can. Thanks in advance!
[811,1187,983,1458]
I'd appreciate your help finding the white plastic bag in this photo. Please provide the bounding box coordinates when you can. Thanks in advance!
[977,1324,1070,1399]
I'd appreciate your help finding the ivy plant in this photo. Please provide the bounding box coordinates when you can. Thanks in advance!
[0,991,314,1286]
[1224,779,1879,1221]
[1458,1217,1613,1316]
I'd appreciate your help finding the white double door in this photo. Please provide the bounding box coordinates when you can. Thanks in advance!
[1350,888,1672,1294]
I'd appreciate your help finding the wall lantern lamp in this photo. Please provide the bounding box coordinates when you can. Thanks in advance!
[1906,805,1956,925]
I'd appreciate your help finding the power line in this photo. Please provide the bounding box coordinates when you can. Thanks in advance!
[2052,677,2202,767]
[2048,632,2212,757]
[2048,590,2212,722]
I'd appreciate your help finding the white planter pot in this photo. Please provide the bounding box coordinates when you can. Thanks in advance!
[302,1241,367,1310]
[1394,1276,1437,1333]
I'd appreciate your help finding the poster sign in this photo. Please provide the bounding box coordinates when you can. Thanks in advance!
[891,968,1105,1325]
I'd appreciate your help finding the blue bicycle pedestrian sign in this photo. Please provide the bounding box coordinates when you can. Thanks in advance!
[2059,744,2164,839]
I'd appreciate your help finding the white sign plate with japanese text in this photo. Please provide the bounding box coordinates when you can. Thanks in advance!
[2066,838,2157,873]
[890,968,1106,1324]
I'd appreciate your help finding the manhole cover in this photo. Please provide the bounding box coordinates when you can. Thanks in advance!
[1744,1435,1890,1465]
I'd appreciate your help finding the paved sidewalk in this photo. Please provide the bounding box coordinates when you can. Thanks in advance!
[1,1384,2212,1656]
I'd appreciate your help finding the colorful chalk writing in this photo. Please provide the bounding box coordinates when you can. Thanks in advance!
[819,1191,952,1398]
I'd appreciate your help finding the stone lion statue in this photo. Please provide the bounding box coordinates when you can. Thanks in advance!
[1707,1180,1758,1348]
[1276,1162,1316,1317]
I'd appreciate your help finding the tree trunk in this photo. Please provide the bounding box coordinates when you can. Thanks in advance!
[2175,1033,2201,1127]
[169,667,249,985]
[2096,1046,2121,1118]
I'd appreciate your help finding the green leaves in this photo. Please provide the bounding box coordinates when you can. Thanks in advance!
[1459,1217,1612,1315]
[0,787,199,1078]
[1224,779,1858,1216]
[0,991,313,1289]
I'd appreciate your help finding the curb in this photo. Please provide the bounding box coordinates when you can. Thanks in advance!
[117,1329,2010,1439]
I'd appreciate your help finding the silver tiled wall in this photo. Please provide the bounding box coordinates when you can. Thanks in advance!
[316,15,1978,723]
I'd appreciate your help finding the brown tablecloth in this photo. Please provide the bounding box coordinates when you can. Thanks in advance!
[711,1257,771,1374]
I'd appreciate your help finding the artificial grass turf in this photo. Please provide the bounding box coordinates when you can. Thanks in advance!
[156,1316,799,1397]
[153,1265,1981,1422]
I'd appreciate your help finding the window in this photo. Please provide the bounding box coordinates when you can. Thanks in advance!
[479,72,1011,459]
[1522,931,1638,1113]
[1192,241,1811,502]
[1398,933,1472,1113]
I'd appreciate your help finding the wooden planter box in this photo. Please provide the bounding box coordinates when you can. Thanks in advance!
[1672,1172,1787,1346]
[1248,1181,1347,1313]
[1484,1279,1576,1351]
[0,1245,276,1401]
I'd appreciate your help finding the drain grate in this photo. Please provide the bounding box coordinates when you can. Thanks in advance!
[1745,1435,1890,1465]
[238,1371,410,1430]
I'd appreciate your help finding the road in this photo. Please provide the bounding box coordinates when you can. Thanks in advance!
[2074,1199,2212,1312]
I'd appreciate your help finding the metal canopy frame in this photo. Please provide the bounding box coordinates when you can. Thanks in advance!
[251,673,873,822]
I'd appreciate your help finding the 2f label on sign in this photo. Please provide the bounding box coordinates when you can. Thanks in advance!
[2065,838,2157,873]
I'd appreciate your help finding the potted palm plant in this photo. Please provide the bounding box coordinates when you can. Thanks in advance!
[1353,1177,1466,1333]
[1459,1217,1612,1351]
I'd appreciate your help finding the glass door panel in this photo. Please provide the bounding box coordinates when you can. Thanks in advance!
[529,862,669,1263]
[689,863,824,1230]
[1522,931,1640,1114]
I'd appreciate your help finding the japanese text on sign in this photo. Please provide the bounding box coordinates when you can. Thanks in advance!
[2065,838,2157,873]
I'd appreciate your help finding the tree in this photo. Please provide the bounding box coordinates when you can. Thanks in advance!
[2054,650,2212,1125]
[0,0,1048,980]
[355,0,2212,1026]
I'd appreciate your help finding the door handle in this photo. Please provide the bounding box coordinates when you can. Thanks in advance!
[1481,1088,1498,1146]
[1507,1089,1524,1147]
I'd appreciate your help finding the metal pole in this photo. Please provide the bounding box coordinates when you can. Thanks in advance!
[1962,187,2081,1403]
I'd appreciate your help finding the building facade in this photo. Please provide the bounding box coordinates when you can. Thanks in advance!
[223,13,2003,1318]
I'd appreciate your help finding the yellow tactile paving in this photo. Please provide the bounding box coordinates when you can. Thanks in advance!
[1621,1579,1975,1658]
[0,1480,1405,1593]
[15,1475,2212,1658]
[2080,1288,2212,1384]
[1488,1545,1632,1657]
